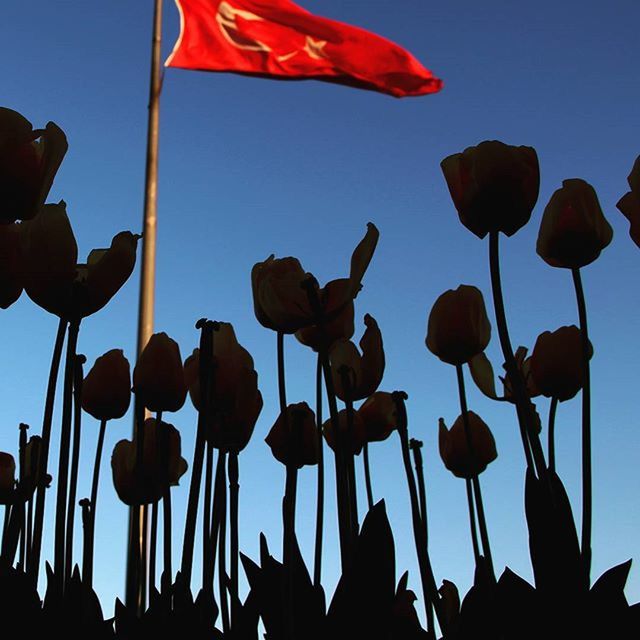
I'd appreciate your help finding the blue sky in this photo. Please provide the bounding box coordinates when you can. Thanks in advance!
[2,0,639,620]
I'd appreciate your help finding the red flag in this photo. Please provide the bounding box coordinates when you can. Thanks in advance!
[166,0,443,98]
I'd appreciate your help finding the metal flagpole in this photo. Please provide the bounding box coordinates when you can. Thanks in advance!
[126,0,163,612]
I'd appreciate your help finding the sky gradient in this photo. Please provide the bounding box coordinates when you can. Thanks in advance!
[2,0,639,618]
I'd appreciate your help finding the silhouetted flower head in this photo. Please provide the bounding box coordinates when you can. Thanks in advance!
[133,333,187,413]
[82,349,131,421]
[0,453,16,504]
[0,222,23,309]
[111,418,188,506]
[323,409,366,455]
[426,285,491,365]
[529,325,591,401]
[252,222,378,335]
[441,140,539,238]
[330,314,385,402]
[184,322,263,453]
[537,179,613,269]
[439,412,497,478]
[616,155,640,248]
[357,391,398,443]
[0,107,67,223]
[21,202,139,318]
[265,402,319,468]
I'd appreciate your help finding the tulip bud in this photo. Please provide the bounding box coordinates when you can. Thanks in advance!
[323,409,366,455]
[265,402,319,468]
[426,285,491,366]
[0,107,67,223]
[441,140,539,238]
[537,179,613,269]
[0,223,24,309]
[438,412,497,479]
[111,418,188,506]
[357,391,397,442]
[22,435,44,494]
[251,255,314,333]
[330,314,385,402]
[82,349,131,420]
[529,326,591,401]
[0,452,16,503]
[133,333,187,412]
[616,155,640,248]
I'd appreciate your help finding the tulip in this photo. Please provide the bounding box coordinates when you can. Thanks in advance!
[438,412,497,479]
[133,332,187,413]
[21,202,139,318]
[426,285,491,366]
[82,349,131,421]
[184,323,263,452]
[330,314,385,402]
[0,107,67,223]
[252,222,379,334]
[357,391,397,442]
[529,325,591,401]
[0,453,16,503]
[0,223,23,309]
[616,155,640,248]
[323,409,366,455]
[441,140,539,238]
[21,435,44,496]
[537,179,613,269]
[111,418,188,506]
[265,402,319,468]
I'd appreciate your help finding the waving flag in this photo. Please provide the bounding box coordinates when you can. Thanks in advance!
[166,0,443,98]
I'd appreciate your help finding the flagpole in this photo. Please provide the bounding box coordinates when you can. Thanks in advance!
[126,0,163,612]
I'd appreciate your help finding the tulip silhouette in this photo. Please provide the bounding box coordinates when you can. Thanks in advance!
[441,140,539,238]
[0,223,23,309]
[82,349,131,421]
[22,202,139,319]
[323,409,366,455]
[111,418,188,506]
[616,155,640,248]
[537,179,613,269]
[265,402,319,468]
[0,453,16,504]
[0,107,67,223]
[357,391,397,443]
[426,285,491,366]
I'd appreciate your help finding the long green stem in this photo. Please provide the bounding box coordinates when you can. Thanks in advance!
[313,354,324,588]
[548,397,558,474]
[29,317,67,585]
[393,392,444,635]
[181,319,214,587]
[85,419,107,588]
[65,354,85,581]
[228,451,239,627]
[456,364,495,582]
[54,319,80,588]
[489,232,547,479]
[572,267,592,585]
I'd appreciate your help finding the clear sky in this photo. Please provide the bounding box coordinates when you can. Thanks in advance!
[2,0,639,620]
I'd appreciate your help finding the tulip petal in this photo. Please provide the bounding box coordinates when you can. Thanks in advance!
[349,222,379,298]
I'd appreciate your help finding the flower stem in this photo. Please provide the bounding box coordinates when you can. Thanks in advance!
[363,443,374,512]
[29,317,67,586]
[456,364,495,582]
[203,441,214,590]
[548,397,558,474]
[149,501,158,593]
[65,354,85,582]
[283,462,298,640]
[228,451,239,627]
[465,478,481,566]
[572,267,592,586]
[181,319,214,588]
[54,318,80,589]
[217,451,229,635]
[85,418,107,588]
[489,232,546,478]
[313,354,324,589]
[393,392,444,635]
[18,423,28,570]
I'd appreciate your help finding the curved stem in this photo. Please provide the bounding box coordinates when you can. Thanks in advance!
[363,443,374,512]
[85,419,107,588]
[548,397,558,474]
[313,354,324,589]
[489,232,547,478]
[29,317,67,585]
[572,267,592,585]
[65,354,84,581]
[54,319,80,588]
[410,439,429,548]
